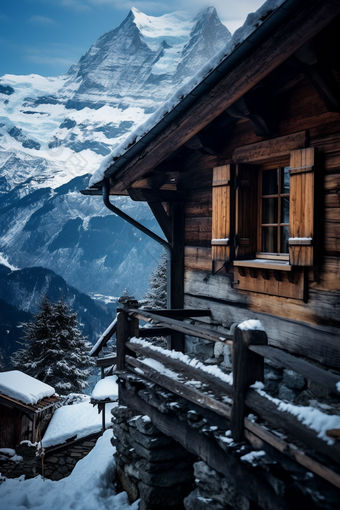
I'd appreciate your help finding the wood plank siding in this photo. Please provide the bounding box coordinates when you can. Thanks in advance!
[182,77,340,370]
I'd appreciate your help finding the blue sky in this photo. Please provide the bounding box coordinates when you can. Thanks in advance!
[0,0,265,77]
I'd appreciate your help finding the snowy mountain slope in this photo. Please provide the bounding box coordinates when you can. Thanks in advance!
[0,6,230,299]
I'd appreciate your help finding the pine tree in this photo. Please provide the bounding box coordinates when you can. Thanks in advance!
[11,295,95,394]
[0,348,5,372]
[143,251,167,309]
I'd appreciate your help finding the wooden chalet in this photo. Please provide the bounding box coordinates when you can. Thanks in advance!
[83,0,340,507]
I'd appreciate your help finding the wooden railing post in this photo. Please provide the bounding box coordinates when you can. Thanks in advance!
[230,320,268,442]
[116,311,130,370]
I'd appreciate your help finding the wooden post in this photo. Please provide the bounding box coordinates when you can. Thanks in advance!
[230,321,267,442]
[116,311,130,370]
[170,202,185,351]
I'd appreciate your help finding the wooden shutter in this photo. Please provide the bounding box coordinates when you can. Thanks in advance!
[212,165,232,273]
[289,148,315,266]
[235,164,258,260]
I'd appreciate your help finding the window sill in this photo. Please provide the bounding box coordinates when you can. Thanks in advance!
[234,258,292,272]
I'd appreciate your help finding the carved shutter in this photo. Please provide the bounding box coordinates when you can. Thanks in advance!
[289,147,315,266]
[235,164,258,260]
[212,165,232,273]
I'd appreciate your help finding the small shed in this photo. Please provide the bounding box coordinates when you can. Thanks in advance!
[0,371,60,448]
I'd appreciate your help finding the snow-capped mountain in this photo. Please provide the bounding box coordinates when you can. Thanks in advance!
[0,7,230,300]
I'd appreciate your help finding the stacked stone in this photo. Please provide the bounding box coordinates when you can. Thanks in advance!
[184,461,250,510]
[0,442,37,479]
[112,405,195,510]
[43,437,98,481]
[0,435,99,481]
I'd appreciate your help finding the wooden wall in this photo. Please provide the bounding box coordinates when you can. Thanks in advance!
[182,79,340,370]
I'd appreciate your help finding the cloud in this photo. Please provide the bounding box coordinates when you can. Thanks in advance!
[28,15,57,26]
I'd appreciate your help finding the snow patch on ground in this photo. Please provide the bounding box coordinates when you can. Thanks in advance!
[0,371,55,405]
[0,430,139,510]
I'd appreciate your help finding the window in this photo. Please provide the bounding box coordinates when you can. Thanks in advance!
[211,142,316,280]
[259,166,290,255]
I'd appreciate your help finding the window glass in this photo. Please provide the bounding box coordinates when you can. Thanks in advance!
[260,166,290,255]
[262,168,278,195]
[263,198,278,223]
[282,166,290,193]
[262,226,277,252]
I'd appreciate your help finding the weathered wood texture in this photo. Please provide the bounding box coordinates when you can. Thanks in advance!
[127,307,232,344]
[126,340,233,398]
[249,344,340,393]
[119,384,292,510]
[125,355,232,418]
[244,418,340,490]
[109,1,340,193]
[289,148,315,266]
[230,324,267,441]
[183,271,340,369]
[245,388,340,466]
[212,165,232,272]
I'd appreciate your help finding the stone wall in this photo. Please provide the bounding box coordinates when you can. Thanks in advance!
[0,434,100,481]
[112,405,196,510]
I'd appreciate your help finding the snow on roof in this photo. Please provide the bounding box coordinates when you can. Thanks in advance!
[42,397,116,448]
[0,370,55,405]
[89,0,286,187]
[0,430,139,510]
[91,376,119,402]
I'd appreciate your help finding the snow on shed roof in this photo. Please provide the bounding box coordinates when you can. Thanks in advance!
[89,0,287,187]
[91,376,119,403]
[42,397,116,448]
[0,370,55,406]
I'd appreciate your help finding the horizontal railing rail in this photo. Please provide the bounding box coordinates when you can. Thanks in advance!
[95,306,340,489]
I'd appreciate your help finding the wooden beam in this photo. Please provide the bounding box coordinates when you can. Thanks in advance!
[126,307,232,344]
[230,324,267,442]
[125,355,232,418]
[248,344,340,393]
[245,389,340,467]
[141,308,211,318]
[128,188,186,202]
[108,0,340,193]
[148,202,172,243]
[96,356,117,367]
[244,419,340,490]
[119,385,291,510]
[126,340,233,398]
[170,202,185,351]
[138,327,173,337]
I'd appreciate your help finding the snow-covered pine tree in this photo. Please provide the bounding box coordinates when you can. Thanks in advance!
[11,295,95,394]
[143,251,167,309]
[0,347,5,371]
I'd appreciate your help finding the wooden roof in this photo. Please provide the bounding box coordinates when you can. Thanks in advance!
[0,393,61,415]
[95,0,340,196]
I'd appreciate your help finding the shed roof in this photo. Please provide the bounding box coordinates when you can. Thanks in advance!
[0,370,56,407]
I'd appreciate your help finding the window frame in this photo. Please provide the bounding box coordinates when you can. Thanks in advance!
[257,164,290,258]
